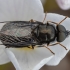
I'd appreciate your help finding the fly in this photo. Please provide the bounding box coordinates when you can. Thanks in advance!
[0,14,69,54]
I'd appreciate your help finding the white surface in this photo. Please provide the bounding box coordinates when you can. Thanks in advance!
[0,49,10,65]
[5,48,21,70]
[0,0,70,70]
[56,0,70,10]
[9,47,54,70]
[0,0,43,22]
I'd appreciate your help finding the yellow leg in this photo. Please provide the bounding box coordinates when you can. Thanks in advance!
[47,21,58,25]
[29,19,36,22]
[28,45,34,49]
[44,45,55,54]
[46,16,68,25]
[58,16,68,25]
[48,42,67,50]
[43,12,47,23]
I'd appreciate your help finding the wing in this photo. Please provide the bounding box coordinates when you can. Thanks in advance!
[1,21,42,37]
[0,32,39,48]
[0,21,40,48]
[1,21,33,37]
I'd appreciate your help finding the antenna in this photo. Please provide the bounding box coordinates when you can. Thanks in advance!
[66,30,70,37]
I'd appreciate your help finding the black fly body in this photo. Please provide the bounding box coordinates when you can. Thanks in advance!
[0,16,69,54]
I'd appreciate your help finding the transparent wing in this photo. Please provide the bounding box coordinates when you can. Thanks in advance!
[0,33,39,47]
[0,22,40,47]
[0,0,43,22]
[1,22,32,37]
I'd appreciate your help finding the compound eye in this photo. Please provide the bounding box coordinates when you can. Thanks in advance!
[57,32,66,42]
[57,25,66,32]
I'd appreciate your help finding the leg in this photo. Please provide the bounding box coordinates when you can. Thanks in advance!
[44,45,55,54]
[43,12,47,23]
[58,16,68,24]
[28,45,34,49]
[58,43,67,50]
[6,46,10,48]
[32,45,34,49]
[29,19,36,30]
[48,42,59,46]
[46,16,68,25]
[29,19,36,22]
[48,42,67,50]
[47,21,58,25]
